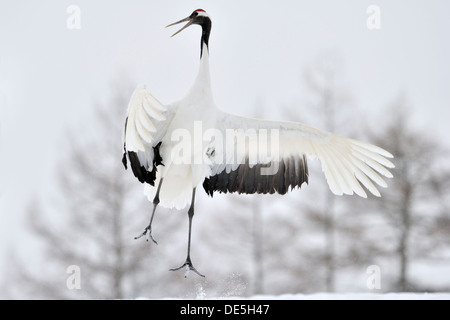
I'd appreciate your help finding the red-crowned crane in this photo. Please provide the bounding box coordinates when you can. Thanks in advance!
[122,9,394,277]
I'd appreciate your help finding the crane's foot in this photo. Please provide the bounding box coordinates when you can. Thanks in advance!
[134,226,158,244]
[170,257,205,278]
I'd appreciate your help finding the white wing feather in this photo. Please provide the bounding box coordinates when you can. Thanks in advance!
[213,112,394,198]
[123,84,173,171]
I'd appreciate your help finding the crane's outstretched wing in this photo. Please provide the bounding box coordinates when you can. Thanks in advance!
[203,112,394,198]
[122,84,174,186]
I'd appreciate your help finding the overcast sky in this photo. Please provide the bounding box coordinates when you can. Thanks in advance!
[1,0,449,282]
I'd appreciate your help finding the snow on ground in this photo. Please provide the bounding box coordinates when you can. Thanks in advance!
[140,293,450,300]
[243,293,450,300]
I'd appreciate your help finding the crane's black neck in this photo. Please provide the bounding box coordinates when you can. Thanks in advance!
[199,17,211,58]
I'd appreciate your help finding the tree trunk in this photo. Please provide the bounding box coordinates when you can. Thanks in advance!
[252,197,264,295]
[324,193,335,292]
[398,181,412,291]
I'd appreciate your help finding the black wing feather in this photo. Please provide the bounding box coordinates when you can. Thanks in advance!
[123,142,163,186]
[203,156,309,196]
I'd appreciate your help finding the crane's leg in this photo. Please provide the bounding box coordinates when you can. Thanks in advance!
[170,188,205,278]
[134,178,163,244]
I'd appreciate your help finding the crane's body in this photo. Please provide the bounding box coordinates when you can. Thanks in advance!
[122,9,394,277]
[146,42,217,210]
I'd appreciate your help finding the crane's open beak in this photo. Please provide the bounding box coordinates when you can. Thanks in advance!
[166,16,193,37]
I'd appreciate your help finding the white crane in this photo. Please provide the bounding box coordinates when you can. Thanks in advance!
[122,9,394,277]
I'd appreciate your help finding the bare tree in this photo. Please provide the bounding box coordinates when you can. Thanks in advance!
[206,53,366,294]
[208,53,368,294]
[363,96,450,291]
[7,81,184,299]
[297,53,355,292]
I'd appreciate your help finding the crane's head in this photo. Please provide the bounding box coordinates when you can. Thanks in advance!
[166,9,211,38]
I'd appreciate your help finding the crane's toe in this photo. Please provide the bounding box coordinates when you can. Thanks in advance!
[170,257,205,278]
[134,227,158,245]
